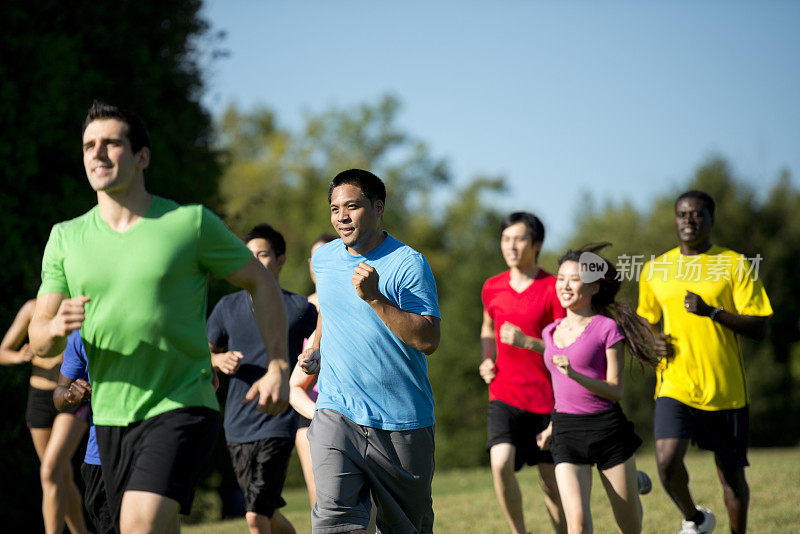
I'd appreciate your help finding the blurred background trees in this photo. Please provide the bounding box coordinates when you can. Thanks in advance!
[1,1,798,528]
[0,1,220,530]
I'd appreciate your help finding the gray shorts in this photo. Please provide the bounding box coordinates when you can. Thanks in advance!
[308,408,435,534]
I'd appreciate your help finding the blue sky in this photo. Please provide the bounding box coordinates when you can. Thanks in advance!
[200,1,800,248]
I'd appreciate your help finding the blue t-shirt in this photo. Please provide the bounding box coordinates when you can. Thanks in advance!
[207,288,317,443]
[312,233,440,430]
[60,331,100,466]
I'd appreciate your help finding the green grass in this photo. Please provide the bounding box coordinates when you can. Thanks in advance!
[184,447,800,533]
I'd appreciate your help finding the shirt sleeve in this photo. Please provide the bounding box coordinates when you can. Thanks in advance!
[396,254,441,318]
[60,331,88,380]
[636,261,662,324]
[301,302,319,339]
[605,319,626,349]
[38,225,70,296]
[197,206,253,279]
[731,255,773,317]
[206,299,229,350]
[480,279,493,321]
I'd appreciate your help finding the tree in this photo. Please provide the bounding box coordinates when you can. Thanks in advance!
[0,2,221,529]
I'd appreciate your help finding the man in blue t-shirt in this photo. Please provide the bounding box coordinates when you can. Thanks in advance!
[208,223,317,534]
[53,331,114,534]
[300,169,441,534]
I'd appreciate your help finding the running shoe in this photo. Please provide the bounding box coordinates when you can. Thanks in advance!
[636,470,652,495]
[678,506,716,533]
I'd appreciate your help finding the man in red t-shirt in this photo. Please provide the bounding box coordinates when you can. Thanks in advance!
[480,212,566,534]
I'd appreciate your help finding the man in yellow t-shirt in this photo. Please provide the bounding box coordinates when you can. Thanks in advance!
[638,190,772,534]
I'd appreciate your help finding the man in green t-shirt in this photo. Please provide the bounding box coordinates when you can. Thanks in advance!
[30,101,290,533]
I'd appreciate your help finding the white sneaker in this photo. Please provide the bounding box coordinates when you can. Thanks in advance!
[678,506,716,533]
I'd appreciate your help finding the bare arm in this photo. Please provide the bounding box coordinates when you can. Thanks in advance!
[289,362,318,420]
[551,340,626,403]
[640,315,673,359]
[225,257,289,415]
[29,293,90,358]
[0,299,36,365]
[684,291,769,340]
[498,322,545,354]
[53,373,92,412]
[352,262,440,355]
[479,309,497,384]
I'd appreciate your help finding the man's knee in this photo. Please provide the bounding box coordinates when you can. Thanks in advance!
[245,511,266,530]
[655,440,685,478]
[537,464,559,497]
[717,462,749,499]
[489,444,516,477]
[120,491,179,534]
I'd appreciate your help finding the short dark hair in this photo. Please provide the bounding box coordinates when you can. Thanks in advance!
[244,223,286,257]
[82,100,152,154]
[327,169,386,205]
[675,190,715,219]
[500,212,545,243]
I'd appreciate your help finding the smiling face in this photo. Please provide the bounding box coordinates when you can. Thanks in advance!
[674,196,713,251]
[500,222,540,270]
[82,118,149,194]
[330,183,384,255]
[555,260,597,310]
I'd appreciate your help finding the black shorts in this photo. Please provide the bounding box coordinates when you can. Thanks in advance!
[654,396,749,468]
[227,436,294,517]
[486,400,553,471]
[550,404,642,471]
[96,406,220,524]
[26,386,61,428]
[295,412,312,429]
[81,462,114,534]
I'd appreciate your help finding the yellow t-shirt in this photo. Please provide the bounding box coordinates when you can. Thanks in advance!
[637,246,772,411]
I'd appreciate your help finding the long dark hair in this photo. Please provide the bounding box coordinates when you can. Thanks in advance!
[558,242,660,368]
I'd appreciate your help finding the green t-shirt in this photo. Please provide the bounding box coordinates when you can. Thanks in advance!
[38,196,252,425]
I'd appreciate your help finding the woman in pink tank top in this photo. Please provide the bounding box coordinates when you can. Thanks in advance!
[538,243,659,534]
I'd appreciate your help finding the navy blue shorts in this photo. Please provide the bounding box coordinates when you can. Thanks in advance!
[654,396,749,468]
[227,437,294,517]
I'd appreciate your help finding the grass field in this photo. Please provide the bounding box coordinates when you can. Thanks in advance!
[184,447,800,533]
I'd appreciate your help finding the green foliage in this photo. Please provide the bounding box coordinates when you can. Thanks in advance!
[0,2,220,530]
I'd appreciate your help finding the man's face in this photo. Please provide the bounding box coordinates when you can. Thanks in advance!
[500,222,539,269]
[330,184,384,253]
[674,197,713,248]
[247,238,285,278]
[82,119,148,193]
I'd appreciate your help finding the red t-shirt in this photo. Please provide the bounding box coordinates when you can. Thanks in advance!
[481,269,565,414]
